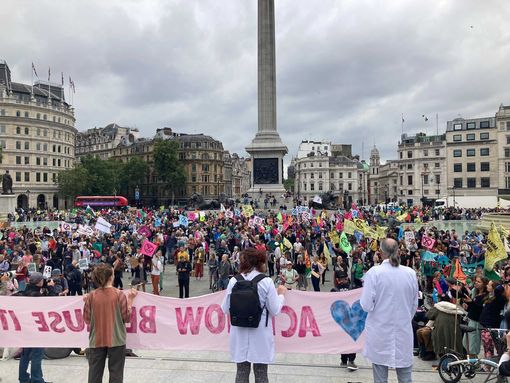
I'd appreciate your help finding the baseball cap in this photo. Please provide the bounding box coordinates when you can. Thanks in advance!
[51,269,62,276]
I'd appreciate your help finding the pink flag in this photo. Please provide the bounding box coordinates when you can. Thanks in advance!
[138,226,152,238]
[336,220,343,232]
[141,240,158,257]
[421,235,435,250]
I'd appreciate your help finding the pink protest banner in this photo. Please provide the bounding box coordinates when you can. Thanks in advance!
[421,235,435,250]
[141,240,158,257]
[0,289,365,354]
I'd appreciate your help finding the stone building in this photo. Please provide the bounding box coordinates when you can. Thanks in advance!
[368,146,399,204]
[75,123,139,160]
[293,153,368,207]
[397,132,447,207]
[111,128,225,205]
[0,60,76,209]
[445,116,499,203]
[496,105,510,199]
[231,153,251,199]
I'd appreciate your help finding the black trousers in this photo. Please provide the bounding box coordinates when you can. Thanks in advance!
[179,278,190,298]
[87,345,126,383]
[341,353,356,363]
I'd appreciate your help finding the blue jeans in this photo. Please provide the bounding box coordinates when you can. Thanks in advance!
[19,347,45,383]
[219,278,229,290]
[372,363,412,383]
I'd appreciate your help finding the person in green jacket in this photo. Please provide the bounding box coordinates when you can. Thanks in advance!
[352,258,364,288]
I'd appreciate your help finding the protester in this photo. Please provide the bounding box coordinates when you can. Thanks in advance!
[221,248,287,383]
[150,251,163,295]
[360,238,419,383]
[281,260,298,290]
[218,254,231,290]
[83,263,137,383]
[176,254,192,298]
[17,272,55,383]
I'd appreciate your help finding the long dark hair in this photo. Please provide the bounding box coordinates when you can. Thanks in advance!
[239,248,267,274]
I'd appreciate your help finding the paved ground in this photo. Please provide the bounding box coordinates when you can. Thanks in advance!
[2,350,498,382]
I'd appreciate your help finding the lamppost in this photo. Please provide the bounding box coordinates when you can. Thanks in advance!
[135,186,140,207]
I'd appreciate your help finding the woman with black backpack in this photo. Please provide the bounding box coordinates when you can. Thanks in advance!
[221,248,287,383]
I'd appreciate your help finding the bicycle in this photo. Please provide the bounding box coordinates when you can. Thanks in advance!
[438,326,508,383]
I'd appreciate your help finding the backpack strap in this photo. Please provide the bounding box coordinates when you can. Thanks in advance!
[234,274,245,282]
[250,274,269,327]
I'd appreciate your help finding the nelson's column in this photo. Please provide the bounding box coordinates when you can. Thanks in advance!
[246,0,288,198]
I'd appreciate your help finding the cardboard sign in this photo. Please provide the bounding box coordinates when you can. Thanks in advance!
[78,258,89,270]
[43,266,52,279]
[27,263,37,274]
[141,240,158,257]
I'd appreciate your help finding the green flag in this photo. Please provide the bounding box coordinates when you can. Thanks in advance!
[340,232,352,254]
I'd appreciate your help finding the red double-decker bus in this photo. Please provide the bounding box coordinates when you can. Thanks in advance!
[74,196,129,208]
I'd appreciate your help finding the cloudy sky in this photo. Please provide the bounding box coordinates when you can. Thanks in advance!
[2,0,510,164]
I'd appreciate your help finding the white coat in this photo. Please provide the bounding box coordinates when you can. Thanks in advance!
[360,260,418,368]
[221,269,284,364]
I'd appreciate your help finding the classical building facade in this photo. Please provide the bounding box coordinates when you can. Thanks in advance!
[0,60,76,209]
[368,146,399,204]
[231,153,251,199]
[111,128,225,204]
[397,132,447,206]
[496,105,510,198]
[293,153,368,207]
[75,123,139,160]
[445,116,499,202]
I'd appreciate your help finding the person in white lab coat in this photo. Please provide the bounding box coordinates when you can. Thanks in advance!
[360,238,418,383]
[221,247,287,383]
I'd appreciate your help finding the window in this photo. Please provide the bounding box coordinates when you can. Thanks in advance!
[435,174,440,184]
[466,149,475,157]
[36,173,41,182]
[453,149,462,157]
[36,143,41,151]
[466,133,475,141]
[424,189,429,195]
[507,121,510,130]
[480,120,490,129]
[480,132,489,140]
[506,162,510,173]
[43,114,47,120]
[348,172,352,178]
[310,173,314,179]
[43,144,47,151]
[36,113,40,119]
[435,162,440,168]
[36,157,41,166]
[506,177,510,189]
[407,164,412,170]
[24,172,29,182]
[15,156,21,164]
[481,177,490,188]
[408,175,413,185]
[506,149,510,158]
[453,134,462,142]
[400,152,403,159]
[318,162,322,168]
[330,173,334,179]
[408,190,413,195]
[481,162,490,171]
[310,183,315,191]
[318,172,323,179]
[467,122,476,130]
[423,174,429,184]
[407,151,412,159]
[16,172,21,182]
[191,176,196,182]
[0,125,4,133]
[454,178,463,188]
[453,163,462,172]
[453,123,462,130]
[435,149,440,156]
[423,149,428,156]
[480,148,490,156]
[57,159,61,167]
[16,110,20,117]
[15,141,21,150]
[318,182,323,191]
[16,126,21,134]
[467,178,476,188]
[24,127,29,135]
[467,163,476,172]
[24,142,29,150]
[348,183,352,191]
[24,157,29,165]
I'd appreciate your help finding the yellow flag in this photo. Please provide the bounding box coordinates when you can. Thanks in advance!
[396,212,408,222]
[343,219,356,235]
[376,226,388,240]
[323,243,331,263]
[242,204,254,217]
[354,218,367,233]
[364,226,378,239]
[328,230,340,245]
[370,239,378,252]
[485,222,508,271]
[283,237,292,249]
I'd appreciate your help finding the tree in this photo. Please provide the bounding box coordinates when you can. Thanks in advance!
[283,177,295,192]
[153,139,185,203]
[119,157,148,197]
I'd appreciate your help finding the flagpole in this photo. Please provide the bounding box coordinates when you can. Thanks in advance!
[401,113,404,136]
[436,113,439,136]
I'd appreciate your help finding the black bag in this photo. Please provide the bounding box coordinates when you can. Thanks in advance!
[230,274,268,328]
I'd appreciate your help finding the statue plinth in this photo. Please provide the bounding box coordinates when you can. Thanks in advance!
[0,194,16,222]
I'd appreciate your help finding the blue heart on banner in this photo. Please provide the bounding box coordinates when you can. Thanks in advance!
[330,300,367,341]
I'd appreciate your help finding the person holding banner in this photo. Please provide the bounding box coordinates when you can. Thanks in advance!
[83,263,137,383]
[221,248,286,383]
[360,238,418,383]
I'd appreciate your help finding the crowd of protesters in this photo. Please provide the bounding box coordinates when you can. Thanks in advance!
[2,202,510,382]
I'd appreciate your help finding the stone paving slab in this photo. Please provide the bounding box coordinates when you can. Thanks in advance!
[1,351,495,383]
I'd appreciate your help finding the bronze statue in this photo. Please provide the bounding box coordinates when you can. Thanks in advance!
[2,170,13,194]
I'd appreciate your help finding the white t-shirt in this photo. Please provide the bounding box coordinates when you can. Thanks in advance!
[151,258,162,276]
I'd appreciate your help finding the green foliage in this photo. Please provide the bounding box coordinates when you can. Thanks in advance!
[153,139,185,194]
[283,177,294,192]
[57,155,148,198]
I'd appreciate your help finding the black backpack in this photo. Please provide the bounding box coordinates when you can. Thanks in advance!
[230,274,268,328]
